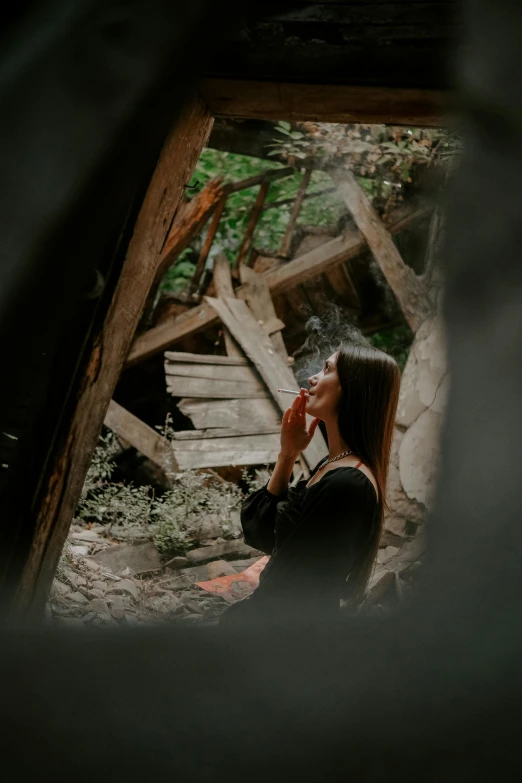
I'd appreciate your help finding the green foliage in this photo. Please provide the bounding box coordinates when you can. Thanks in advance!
[80,431,120,500]
[152,471,243,557]
[367,324,414,372]
[78,431,244,559]
[159,149,347,294]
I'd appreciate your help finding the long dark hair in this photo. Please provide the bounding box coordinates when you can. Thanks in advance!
[336,341,401,603]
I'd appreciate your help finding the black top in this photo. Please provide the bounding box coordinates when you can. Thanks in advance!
[219,462,380,628]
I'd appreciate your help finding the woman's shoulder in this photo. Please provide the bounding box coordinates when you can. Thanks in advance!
[310,465,378,503]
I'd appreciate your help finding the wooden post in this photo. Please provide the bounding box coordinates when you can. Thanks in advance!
[213,254,243,357]
[278,168,312,258]
[17,94,214,612]
[330,169,429,332]
[189,194,228,295]
[142,178,224,322]
[234,181,270,270]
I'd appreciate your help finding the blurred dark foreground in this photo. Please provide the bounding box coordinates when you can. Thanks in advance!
[2,1,522,780]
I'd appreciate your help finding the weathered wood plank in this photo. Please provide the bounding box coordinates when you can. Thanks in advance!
[165,362,257,383]
[235,180,270,268]
[172,426,280,440]
[175,449,280,471]
[104,400,175,470]
[238,264,287,359]
[126,301,219,367]
[279,168,312,258]
[165,350,248,366]
[190,193,227,294]
[178,397,280,431]
[19,94,213,609]
[205,297,326,470]
[213,253,242,357]
[160,178,224,274]
[166,376,269,399]
[200,78,448,127]
[173,432,279,453]
[331,169,429,332]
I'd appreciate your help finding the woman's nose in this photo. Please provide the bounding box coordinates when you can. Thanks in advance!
[308,374,317,387]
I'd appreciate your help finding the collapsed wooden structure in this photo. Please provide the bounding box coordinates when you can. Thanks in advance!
[0,0,457,612]
[104,158,434,481]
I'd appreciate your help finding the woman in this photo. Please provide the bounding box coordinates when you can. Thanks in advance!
[219,341,401,629]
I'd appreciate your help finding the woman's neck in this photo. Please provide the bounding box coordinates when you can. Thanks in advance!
[325,420,350,460]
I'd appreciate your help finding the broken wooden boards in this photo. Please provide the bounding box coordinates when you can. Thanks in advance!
[165,351,282,470]
[104,400,177,470]
[204,296,327,470]
[165,354,269,399]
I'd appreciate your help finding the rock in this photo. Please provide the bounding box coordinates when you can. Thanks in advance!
[396,315,447,428]
[68,591,88,604]
[88,589,106,600]
[82,559,102,572]
[183,515,223,542]
[92,580,108,592]
[71,530,104,542]
[89,599,111,616]
[166,565,210,588]
[399,407,442,507]
[106,579,139,600]
[186,540,261,565]
[377,546,399,565]
[231,557,263,573]
[164,556,189,570]
[206,560,237,579]
[109,595,126,621]
[62,569,86,589]
[181,597,204,614]
[69,545,90,557]
[91,542,161,576]
[52,580,71,597]
[82,612,97,624]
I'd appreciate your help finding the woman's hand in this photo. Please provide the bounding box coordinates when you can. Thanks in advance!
[279,388,320,459]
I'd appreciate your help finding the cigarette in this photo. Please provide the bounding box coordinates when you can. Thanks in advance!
[278,389,304,395]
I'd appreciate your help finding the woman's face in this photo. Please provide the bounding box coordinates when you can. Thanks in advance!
[305,352,342,422]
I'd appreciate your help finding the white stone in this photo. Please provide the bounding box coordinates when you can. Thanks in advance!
[399,407,443,506]
[396,315,447,428]
[68,591,88,604]
[69,545,89,558]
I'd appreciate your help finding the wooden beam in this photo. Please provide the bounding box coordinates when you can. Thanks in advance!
[127,300,220,367]
[200,78,449,128]
[278,168,312,258]
[159,178,224,277]
[189,193,227,294]
[18,94,213,611]
[238,264,287,359]
[126,205,428,366]
[164,350,249,366]
[235,181,270,269]
[104,400,175,469]
[141,177,225,324]
[331,170,430,331]
[213,253,243,357]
